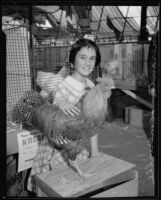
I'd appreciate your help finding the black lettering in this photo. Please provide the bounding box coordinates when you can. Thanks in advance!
[33,136,37,143]
[22,139,28,146]
[28,137,33,144]
[37,134,42,141]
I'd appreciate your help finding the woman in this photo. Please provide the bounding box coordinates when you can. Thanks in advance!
[53,38,101,157]
[27,38,102,192]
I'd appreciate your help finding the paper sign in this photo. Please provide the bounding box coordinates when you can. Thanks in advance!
[17,129,43,172]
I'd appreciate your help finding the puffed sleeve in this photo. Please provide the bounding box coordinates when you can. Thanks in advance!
[36,71,63,97]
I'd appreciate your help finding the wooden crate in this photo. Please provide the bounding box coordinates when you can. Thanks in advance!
[34,153,138,197]
[125,106,151,129]
[92,170,138,197]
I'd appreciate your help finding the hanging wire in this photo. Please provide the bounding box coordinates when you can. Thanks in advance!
[154,12,159,33]
[141,11,159,36]
[73,22,80,41]
[55,9,63,46]
[93,6,104,79]
[117,6,139,33]
[48,8,60,15]
[95,6,104,43]
[119,6,130,41]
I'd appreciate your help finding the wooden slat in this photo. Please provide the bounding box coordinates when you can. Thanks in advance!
[92,170,138,197]
[122,89,152,109]
[34,153,136,197]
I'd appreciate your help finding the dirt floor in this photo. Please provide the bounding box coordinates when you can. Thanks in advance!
[84,118,154,197]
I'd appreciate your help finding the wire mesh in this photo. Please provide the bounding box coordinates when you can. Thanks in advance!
[33,41,70,74]
[5,27,32,114]
[4,18,150,126]
[100,42,149,89]
[33,38,101,84]
[5,26,149,116]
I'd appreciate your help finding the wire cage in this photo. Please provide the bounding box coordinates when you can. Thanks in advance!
[4,26,101,122]
[5,26,149,117]
[100,42,150,90]
[33,37,101,84]
[3,5,158,198]
[3,5,153,122]
[4,26,32,115]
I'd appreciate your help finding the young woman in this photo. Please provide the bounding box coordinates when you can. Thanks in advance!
[27,39,102,192]
[53,38,101,157]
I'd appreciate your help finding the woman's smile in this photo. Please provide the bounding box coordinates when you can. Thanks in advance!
[71,46,96,81]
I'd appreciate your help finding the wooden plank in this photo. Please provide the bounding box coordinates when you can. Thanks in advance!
[34,153,136,197]
[92,170,138,197]
[122,89,152,109]
[36,187,49,197]
[115,81,136,90]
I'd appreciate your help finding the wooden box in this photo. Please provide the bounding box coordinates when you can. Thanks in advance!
[34,153,138,197]
[125,106,151,129]
[92,170,138,197]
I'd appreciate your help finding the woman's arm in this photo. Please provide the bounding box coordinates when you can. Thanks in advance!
[53,80,81,116]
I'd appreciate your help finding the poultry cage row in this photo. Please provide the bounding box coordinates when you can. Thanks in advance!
[4,24,149,117]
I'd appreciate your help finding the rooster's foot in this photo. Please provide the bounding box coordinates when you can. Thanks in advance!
[78,171,96,181]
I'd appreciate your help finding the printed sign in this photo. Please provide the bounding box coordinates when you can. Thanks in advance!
[17,129,43,172]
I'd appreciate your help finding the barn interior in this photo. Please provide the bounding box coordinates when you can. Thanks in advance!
[3,3,159,198]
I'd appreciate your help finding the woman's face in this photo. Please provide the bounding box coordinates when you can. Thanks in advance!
[73,46,96,77]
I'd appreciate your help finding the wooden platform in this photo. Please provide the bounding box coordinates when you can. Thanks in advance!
[34,153,138,197]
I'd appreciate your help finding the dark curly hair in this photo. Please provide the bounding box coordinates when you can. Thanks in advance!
[69,38,101,67]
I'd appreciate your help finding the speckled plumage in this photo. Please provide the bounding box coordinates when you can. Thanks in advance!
[11,90,44,129]
[32,82,110,143]
[12,81,112,161]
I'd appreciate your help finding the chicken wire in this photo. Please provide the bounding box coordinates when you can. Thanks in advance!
[5,25,149,118]
[33,38,101,84]
[33,41,71,74]
[100,43,150,89]
[5,27,32,115]
[5,26,100,119]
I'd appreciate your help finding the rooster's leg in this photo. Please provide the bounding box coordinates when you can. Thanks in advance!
[69,160,95,180]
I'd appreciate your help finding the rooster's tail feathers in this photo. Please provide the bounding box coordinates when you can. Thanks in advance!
[11,90,43,127]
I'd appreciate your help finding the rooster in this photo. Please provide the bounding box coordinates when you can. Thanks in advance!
[11,77,114,179]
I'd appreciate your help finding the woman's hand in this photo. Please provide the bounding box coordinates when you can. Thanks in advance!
[56,101,81,116]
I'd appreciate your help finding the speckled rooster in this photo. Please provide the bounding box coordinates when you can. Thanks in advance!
[11,76,114,179]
